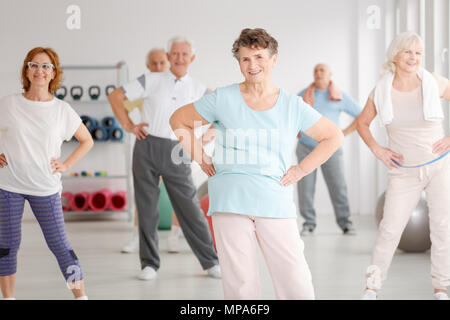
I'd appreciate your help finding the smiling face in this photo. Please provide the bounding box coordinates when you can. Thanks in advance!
[167,42,195,78]
[393,42,423,74]
[26,52,55,90]
[238,46,277,84]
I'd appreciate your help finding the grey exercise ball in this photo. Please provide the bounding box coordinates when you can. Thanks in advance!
[375,191,431,253]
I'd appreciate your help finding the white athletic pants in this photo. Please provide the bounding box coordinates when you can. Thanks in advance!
[366,157,450,290]
[212,212,315,299]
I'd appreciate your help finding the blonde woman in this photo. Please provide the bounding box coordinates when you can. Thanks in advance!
[357,32,450,300]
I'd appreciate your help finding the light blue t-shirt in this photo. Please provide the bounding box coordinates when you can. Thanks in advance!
[298,88,361,148]
[194,83,322,219]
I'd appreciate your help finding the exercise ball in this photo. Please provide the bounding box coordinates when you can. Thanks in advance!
[156,181,209,230]
[158,182,173,230]
[200,194,216,250]
[376,191,431,253]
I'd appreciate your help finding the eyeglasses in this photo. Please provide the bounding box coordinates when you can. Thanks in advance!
[27,62,55,73]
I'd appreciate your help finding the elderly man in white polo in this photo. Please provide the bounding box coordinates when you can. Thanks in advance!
[108,37,220,281]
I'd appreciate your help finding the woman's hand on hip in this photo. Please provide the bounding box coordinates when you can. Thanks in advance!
[0,153,8,168]
[51,158,69,174]
[200,154,216,177]
[280,164,307,186]
[372,145,403,169]
[432,137,450,156]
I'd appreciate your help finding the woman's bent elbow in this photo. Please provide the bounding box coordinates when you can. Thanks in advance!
[355,116,368,135]
[85,138,94,151]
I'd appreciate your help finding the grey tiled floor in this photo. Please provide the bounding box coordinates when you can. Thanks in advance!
[11,214,435,300]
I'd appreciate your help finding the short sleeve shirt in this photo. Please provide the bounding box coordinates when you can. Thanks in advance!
[0,94,81,196]
[121,71,208,140]
[194,83,322,218]
[298,88,361,147]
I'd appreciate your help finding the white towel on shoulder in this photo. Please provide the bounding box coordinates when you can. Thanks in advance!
[373,68,443,126]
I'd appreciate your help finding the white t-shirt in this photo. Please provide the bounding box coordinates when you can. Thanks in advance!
[0,94,82,196]
[121,71,209,140]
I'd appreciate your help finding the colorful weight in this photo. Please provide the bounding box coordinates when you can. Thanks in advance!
[88,189,112,212]
[109,127,124,142]
[102,116,118,129]
[109,191,127,211]
[70,192,90,211]
[80,115,98,133]
[92,127,109,141]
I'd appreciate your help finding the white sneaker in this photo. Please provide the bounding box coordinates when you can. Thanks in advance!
[361,289,377,300]
[167,225,182,253]
[434,292,450,300]
[121,234,139,253]
[206,265,221,279]
[1,297,16,300]
[75,295,88,300]
[300,226,314,236]
[138,266,157,281]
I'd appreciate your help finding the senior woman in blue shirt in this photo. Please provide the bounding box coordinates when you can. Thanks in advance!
[170,28,343,300]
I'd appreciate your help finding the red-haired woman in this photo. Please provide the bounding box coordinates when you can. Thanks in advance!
[0,47,93,300]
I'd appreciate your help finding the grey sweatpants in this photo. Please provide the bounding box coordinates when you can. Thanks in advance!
[132,134,218,271]
[296,142,353,231]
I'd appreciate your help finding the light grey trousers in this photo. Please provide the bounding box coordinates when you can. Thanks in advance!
[296,142,353,231]
[367,158,450,290]
[132,134,218,271]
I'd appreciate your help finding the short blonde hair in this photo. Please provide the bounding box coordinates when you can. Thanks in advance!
[383,31,424,73]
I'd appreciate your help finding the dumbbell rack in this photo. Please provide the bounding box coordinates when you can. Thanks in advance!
[60,62,133,221]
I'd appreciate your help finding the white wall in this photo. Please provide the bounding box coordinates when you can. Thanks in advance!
[0,0,387,218]
[428,0,450,135]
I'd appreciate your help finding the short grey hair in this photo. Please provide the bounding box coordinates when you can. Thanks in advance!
[383,31,424,73]
[167,36,196,55]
